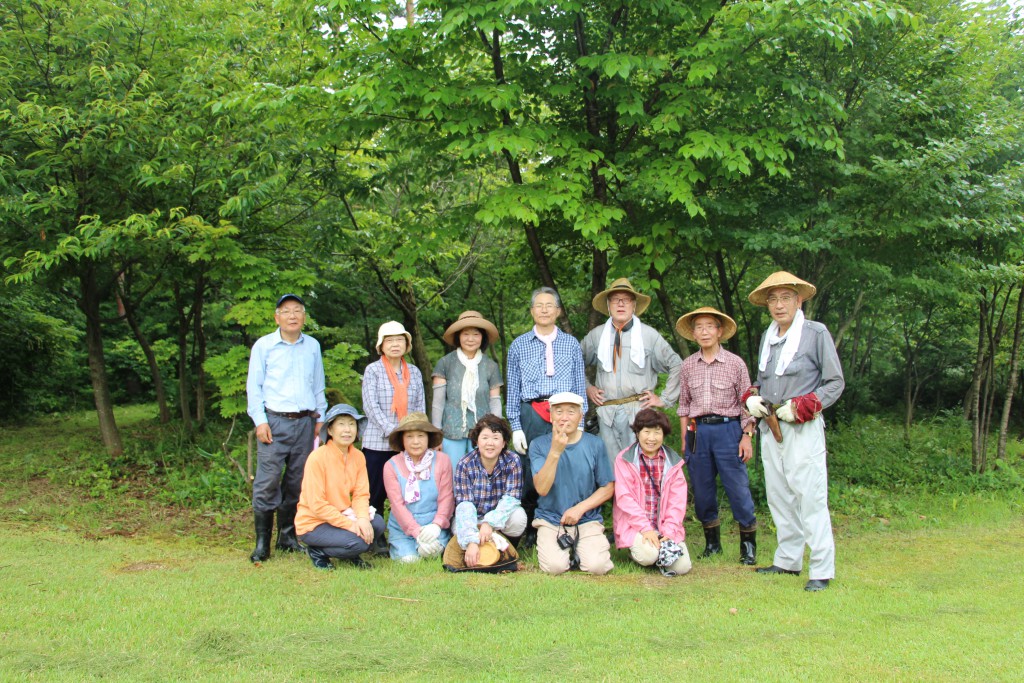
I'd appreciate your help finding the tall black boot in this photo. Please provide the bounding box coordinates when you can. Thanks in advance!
[739,529,757,566]
[275,506,303,553]
[250,510,274,563]
[700,525,723,558]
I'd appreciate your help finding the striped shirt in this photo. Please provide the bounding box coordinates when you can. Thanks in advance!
[676,347,755,432]
[505,328,587,431]
[638,450,665,531]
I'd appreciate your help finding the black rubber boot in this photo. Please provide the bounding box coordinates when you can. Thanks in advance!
[700,525,723,558]
[250,510,274,563]
[307,545,334,570]
[739,529,757,566]
[274,506,303,553]
[371,533,390,557]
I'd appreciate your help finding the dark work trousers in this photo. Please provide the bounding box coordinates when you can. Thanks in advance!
[362,448,397,514]
[252,413,315,512]
[686,420,757,530]
[518,400,554,526]
[299,516,387,559]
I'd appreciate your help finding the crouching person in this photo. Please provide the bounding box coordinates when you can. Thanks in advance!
[296,405,385,570]
[529,392,615,576]
[383,413,455,562]
[447,415,527,569]
[613,409,691,577]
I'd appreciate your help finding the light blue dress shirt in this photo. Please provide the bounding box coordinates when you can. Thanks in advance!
[246,329,328,427]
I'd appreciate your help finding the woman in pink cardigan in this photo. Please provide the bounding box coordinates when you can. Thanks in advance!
[383,412,454,562]
[612,408,691,576]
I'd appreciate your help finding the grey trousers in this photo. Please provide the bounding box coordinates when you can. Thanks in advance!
[252,413,315,512]
[299,516,386,559]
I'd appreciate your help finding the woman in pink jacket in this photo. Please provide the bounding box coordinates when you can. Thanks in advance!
[612,408,692,576]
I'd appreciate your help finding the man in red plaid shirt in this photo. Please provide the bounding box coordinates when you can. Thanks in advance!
[675,307,758,566]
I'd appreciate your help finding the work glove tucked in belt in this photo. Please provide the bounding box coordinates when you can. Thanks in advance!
[776,393,822,424]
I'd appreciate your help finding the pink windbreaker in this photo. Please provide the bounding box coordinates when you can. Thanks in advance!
[612,443,688,548]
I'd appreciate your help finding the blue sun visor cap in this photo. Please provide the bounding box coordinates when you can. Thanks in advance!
[320,404,367,444]
[276,293,306,307]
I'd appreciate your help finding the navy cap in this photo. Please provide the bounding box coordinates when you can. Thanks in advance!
[276,294,305,307]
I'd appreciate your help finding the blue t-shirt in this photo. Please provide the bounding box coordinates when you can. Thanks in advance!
[529,432,614,526]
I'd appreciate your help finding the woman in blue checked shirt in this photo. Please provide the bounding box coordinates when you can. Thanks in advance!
[444,415,527,568]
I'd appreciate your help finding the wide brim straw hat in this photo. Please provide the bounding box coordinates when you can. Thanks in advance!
[747,271,817,307]
[375,320,413,354]
[675,307,738,342]
[319,404,367,444]
[387,412,444,452]
[442,310,499,346]
[591,278,652,316]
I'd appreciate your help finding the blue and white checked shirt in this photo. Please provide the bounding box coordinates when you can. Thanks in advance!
[360,358,426,451]
[246,330,328,427]
[505,328,588,430]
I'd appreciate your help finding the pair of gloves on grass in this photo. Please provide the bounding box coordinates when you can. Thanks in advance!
[415,523,444,558]
[744,390,822,424]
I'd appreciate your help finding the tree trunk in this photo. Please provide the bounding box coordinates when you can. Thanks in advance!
[193,271,207,424]
[587,248,609,332]
[173,285,193,434]
[712,250,741,355]
[118,287,171,424]
[397,282,432,411]
[997,287,1024,461]
[79,267,123,457]
[649,265,689,358]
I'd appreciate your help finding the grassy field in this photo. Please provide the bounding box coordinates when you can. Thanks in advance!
[1,406,1023,681]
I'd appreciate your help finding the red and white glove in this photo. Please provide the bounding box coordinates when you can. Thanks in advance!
[777,393,822,424]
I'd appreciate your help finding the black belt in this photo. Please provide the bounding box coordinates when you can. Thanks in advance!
[266,409,317,420]
[696,415,738,425]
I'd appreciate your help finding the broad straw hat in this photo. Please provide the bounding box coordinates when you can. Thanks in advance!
[592,278,652,316]
[747,271,817,307]
[375,320,413,354]
[387,412,444,452]
[675,307,738,342]
[442,311,499,346]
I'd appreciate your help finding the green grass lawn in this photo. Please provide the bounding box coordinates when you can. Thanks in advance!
[1,406,1023,680]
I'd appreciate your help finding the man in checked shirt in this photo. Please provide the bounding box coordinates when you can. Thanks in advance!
[675,307,758,566]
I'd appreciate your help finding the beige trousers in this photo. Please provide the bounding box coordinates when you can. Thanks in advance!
[534,519,613,576]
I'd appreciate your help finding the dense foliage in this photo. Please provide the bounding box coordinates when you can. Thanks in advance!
[1,0,1022,472]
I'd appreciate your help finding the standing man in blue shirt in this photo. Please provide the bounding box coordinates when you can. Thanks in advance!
[246,294,328,563]
[505,287,587,545]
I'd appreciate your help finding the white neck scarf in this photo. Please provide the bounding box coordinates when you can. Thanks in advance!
[456,348,482,433]
[403,449,435,503]
[534,326,557,376]
[759,309,805,376]
[596,315,645,372]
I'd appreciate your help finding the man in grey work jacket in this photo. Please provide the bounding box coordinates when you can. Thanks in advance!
[246,294,327,563]
[743,272,844,592]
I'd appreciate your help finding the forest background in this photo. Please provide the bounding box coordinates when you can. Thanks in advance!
[2,0,1023,498]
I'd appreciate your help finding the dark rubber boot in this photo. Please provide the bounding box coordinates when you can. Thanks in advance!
[739,529,757,566]
[700,525,723,558]
[307,545,334,570]
[250,510,274,563]
[274,506,303,553]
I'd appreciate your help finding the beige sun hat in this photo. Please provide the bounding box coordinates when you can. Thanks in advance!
[675,307,738,342]
[442,310,500,346]
[387,412,444,452]
[375,321,413,354]
[591,278,652,316]
[747,271,817,307]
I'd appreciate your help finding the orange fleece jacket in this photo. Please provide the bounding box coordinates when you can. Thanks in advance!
[295,440,371,536]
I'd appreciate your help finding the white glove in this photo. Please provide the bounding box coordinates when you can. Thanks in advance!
[745,395,770,419]
[776,400,796,422]
[512,429,528,454]
[417,538,444,558]
[417,523,441,544]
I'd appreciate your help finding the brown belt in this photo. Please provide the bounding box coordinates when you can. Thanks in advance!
[602,393,645,407]
[266,409,317,420]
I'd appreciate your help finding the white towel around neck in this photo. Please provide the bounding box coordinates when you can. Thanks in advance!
[596,315,646,373]
[759,309,805,376]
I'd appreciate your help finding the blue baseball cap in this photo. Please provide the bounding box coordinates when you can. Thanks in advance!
[276,294,306,307]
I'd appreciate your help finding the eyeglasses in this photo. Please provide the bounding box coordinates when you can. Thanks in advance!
[277,308,306,317]
[693,324,720,333]
[766,295,796,306]
[608,296,635,306]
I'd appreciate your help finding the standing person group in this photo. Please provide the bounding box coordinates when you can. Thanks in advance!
[244,270,843,590]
